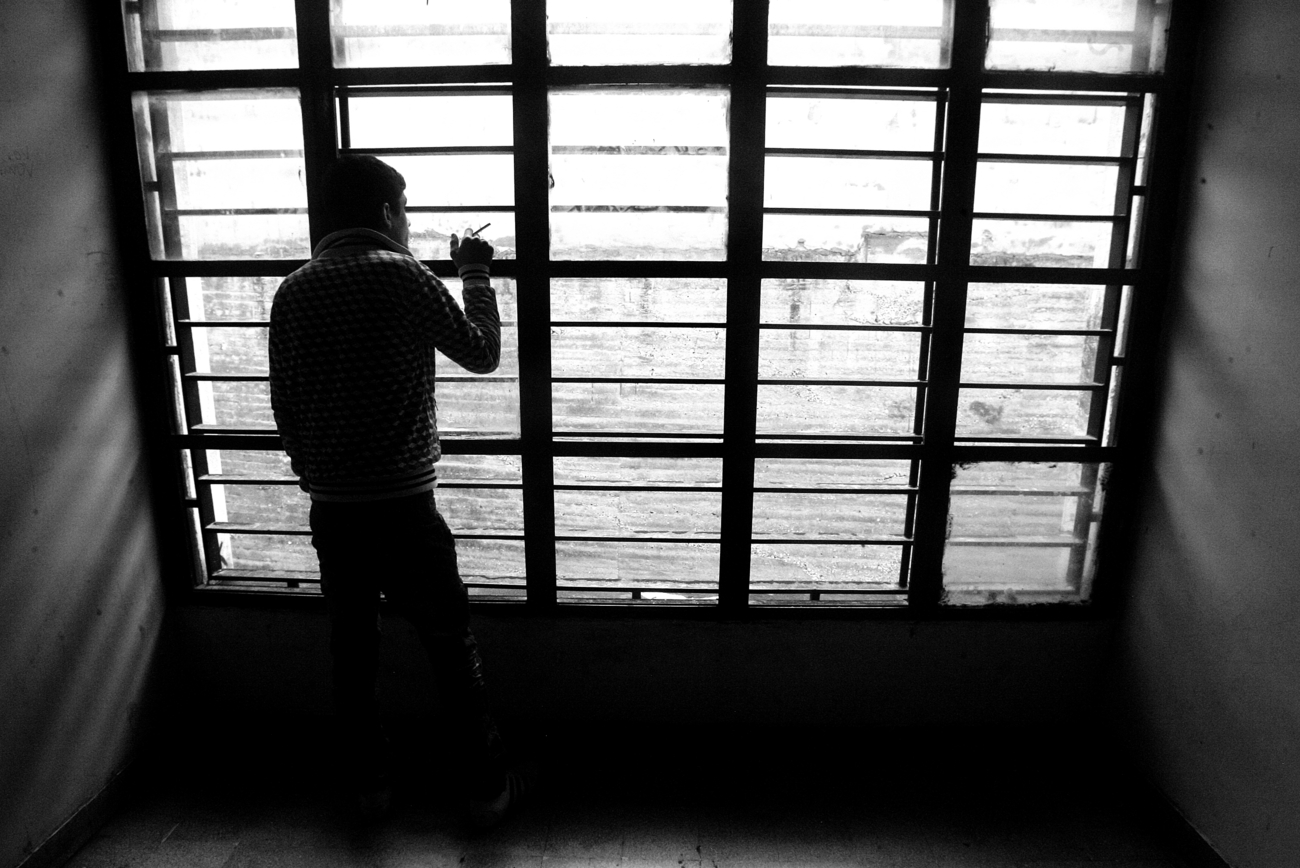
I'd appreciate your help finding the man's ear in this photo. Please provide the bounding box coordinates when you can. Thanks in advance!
[380,201,394,230]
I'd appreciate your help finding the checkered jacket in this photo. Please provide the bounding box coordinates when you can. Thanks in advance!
[268,229,500,501]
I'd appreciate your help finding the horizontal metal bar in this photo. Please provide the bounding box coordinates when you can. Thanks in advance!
[959,381,1105,391]
[183,372,519,384]
[972,211,1120,222]
[760,262,934,281]
[964,327,1110,337]
[333,67,514,86]
[758,378,926,388]
[552,431,724,441]
[980,70,1164,93]
[766,86,940,101]
[551,377,724,385]
[768,67,950,89]
[758,323,929,333]
[951,437,1100,448]
[406,205,516,213]
[764,207,937,219]
[126,69,300,90]
[551,321,724,329]
[554,485,722,493]
[977,152,1132,166]
[548,67,731,87]
[177,320,269,327]
[554,535,721,544]
[750,537,910,546]
[980,91,1144,106]
[752,487,917,495]
[342,146,513,157]
[766,148,939,161]
[750,587,907,595]
[339,83,513,98]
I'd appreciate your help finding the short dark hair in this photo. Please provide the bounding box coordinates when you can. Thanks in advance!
[318,155,406,235]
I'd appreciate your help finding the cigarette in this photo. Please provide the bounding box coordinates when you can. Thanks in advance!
[471,223,491,236]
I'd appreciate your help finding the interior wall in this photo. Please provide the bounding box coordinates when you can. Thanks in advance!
[1113,0,1300,865]
[178,604,1113,731]
[0,3,169,867]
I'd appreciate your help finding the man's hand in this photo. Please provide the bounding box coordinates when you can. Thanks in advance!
[450,230,494,269]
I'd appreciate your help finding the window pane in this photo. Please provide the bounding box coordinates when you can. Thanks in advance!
[122,0,298,71]
[556,542,720,594]
[987,0,1171,73]
[344,93,513,149]
[552,278,728,323]
[554,328,725,379]
[955,388,1092,440]
[762,280,926,327]
[753,457,912,488]
[459,539,527,590]
[965,284,1106,331]
[408,214,517,261]
[194,327,269,374]
[332,0,512,67]
[217,534,317,573]
[555,491,720,538]
[207,381,273,429]
[547,0,732,65]
[132,91,308,260]
[976,163,1120,217]
[553,383,725,437]
[763,215,931,263]
[944,462,1106,604]
[756,385,917,437]
[768,0,950,68]
[962,334,1100,385]
[971,219,1114,268]
[766,157,934,211]
[383,155,514,207]
[550,90,729,261]
[759,330,921,381]
[979,100,1129,157]
[767,95,937,152]
[182,276,281,321]
[750,544,903,592]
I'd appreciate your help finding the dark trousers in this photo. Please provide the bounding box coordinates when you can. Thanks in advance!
[309,491,505,798]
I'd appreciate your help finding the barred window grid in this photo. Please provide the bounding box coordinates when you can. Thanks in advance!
[117,0,1184,609]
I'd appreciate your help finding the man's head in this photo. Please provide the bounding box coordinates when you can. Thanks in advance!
[319,155,409,246]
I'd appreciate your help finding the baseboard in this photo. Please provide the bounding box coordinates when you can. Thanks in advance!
[15,760,142,868]
[1142,782,1233,868]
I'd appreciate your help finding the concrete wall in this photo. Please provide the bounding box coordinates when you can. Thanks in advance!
[177,604,1113,732]
[1113,1,1300,865]
[0,3,169,867]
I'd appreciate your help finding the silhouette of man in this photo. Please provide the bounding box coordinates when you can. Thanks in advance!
[269,155,518,827]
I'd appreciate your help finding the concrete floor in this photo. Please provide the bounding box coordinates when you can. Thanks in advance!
[62,727,1196,868]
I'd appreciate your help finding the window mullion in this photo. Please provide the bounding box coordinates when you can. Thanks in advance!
[512,0,557,609]
[717,0,769,613]
[294,0,337,250]
[909,0,989,610]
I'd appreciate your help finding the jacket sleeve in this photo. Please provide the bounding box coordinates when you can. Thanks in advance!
[413,263,501,374]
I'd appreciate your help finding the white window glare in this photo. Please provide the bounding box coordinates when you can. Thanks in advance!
[547,0,733,65]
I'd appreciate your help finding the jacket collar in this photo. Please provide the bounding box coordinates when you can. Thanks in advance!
[312,228,413,259]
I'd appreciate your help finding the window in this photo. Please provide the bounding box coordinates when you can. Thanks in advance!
[115,0,1186,609]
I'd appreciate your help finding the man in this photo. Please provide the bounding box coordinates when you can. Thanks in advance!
[268,155,519,828]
